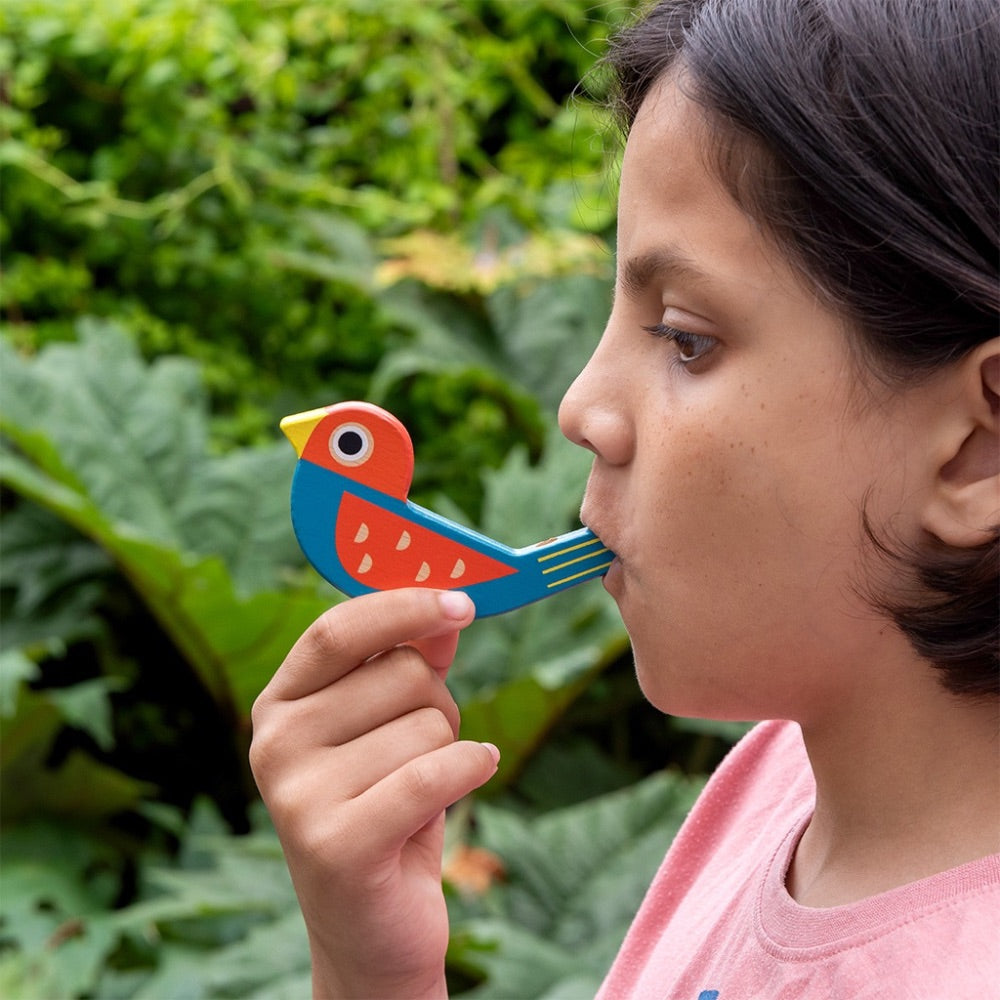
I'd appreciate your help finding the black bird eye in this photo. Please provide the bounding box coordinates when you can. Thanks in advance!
[330,423,373,466]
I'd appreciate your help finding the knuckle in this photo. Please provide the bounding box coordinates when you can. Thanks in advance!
[249,690,274,739]
[260,778,301,823]
[399,754,445,804]
[410,706,455,748]
[248,716,277,780]
[302,607,352,664]
[254,762,308,824]
[247,736,267,781]
[248,730,292,796]
[440,692,461,735]
[384,644,438,692]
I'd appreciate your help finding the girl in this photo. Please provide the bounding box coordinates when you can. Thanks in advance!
[250,1,999,995]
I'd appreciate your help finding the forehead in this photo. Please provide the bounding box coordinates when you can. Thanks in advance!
[616,75,786,303]
[623,74,711,194]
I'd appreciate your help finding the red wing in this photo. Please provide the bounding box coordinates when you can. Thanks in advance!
[336,493,517,589]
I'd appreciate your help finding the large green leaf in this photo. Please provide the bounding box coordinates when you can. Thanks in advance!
[0,321,301,591]
[0,504,110,656]
[0,822,125,998]
[0,644,146,827]
[0,804,312,1000]
[1,776,701,999]
[372,270,613,421]
[449,769,704,997]
[101,804,311,1000]
[0,323,332,714]
[485,273,613,413]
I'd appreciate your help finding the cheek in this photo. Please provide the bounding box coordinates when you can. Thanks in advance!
[626,413,872,701]
[639,413,779,544]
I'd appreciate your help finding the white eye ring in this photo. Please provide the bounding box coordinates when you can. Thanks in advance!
[329,423,373,466]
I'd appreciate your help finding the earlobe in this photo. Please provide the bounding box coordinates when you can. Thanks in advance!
[921,341,1000,548]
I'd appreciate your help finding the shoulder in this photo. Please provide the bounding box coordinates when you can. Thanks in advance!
[758,850,1000,994]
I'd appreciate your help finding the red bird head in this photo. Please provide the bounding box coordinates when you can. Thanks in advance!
[281,401,415,499]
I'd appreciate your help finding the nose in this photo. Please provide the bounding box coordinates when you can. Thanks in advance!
[558,330,633,466]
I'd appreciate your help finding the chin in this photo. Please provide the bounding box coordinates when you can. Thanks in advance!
[632,653,754,721]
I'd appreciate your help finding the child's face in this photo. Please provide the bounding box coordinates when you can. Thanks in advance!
[559,76,929,721]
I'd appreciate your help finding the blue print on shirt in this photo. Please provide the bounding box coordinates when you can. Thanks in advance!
[697,992,720,1000]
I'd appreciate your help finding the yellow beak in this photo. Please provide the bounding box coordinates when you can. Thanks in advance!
[280,407,329,458]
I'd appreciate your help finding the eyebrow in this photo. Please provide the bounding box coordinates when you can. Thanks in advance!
[618,246,714,301]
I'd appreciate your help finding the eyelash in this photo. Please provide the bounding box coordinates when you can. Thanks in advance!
[642,322,717,365]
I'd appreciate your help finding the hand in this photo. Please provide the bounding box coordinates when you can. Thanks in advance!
[249,588,499,999]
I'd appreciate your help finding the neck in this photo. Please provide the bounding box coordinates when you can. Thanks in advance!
[788,667,1000,908]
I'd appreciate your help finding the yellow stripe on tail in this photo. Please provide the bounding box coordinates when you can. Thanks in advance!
[536,536,612,589]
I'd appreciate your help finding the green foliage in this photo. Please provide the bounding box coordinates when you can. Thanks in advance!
[1,0,625,452]
[0,822,126,999]
[0,1,748,995]
[1,778,704,999]
[1,322,330,716]
[448,769,704,998]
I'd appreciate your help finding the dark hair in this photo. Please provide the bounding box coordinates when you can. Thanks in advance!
[605,0,999,696]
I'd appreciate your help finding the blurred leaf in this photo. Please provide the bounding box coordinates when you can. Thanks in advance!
[373,271,612,421]
[1,806,311,1000]
[0,682,61,780]
[376,228,608,294]
[0,324,332,714]
[101,807,311,1000]
[486,273,612,413]
[46,676,126,752]
[0,649,40,715]
[0,503,110,656]
[1,682,154,820]
[449,769,704,997]
[514,736,641,810]
[0,823,122,999]
[1,321,299,590]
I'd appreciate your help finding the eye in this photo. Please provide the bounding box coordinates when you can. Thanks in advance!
[642,322,717,365]
[330,422,374,466]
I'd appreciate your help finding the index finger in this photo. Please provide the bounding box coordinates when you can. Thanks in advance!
[261,588,476,702]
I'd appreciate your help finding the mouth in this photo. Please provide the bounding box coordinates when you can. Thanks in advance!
[580,499,613,548]
[583,522,613,554]
[581,517,621,569]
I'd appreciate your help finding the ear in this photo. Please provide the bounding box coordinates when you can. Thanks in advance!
[921,339,1000,548]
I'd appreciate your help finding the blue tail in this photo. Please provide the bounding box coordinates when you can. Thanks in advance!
[460,526,613,615]
[532,530,614,593]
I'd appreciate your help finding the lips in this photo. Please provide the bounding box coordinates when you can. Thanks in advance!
[580,502,625,598]
[580,513,620,566]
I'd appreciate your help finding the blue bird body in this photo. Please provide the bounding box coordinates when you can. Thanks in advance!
[282,402,613,617]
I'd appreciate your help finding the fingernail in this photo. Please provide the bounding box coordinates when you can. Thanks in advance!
[481,742,501,765]
[439,590,475,621]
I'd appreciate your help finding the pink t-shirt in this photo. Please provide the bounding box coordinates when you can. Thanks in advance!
[598,720,1000,999]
